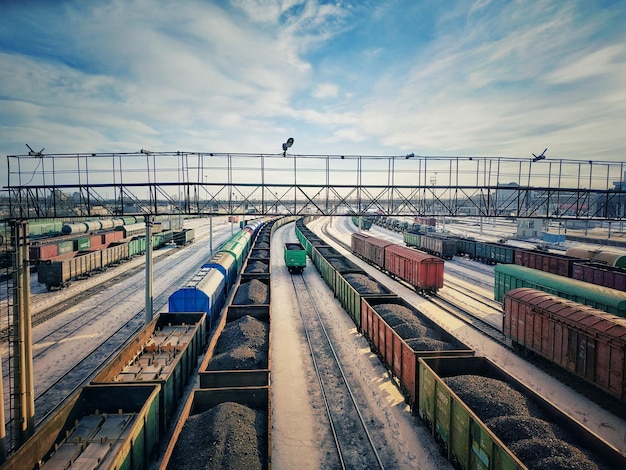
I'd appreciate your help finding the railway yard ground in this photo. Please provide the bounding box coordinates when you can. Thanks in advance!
[1,215,625,468]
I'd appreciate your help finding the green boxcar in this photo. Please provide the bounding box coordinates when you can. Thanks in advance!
[403,231,421,248]
[334,271,394,327]
[73,237,91,251]
[456,238,476,258]
[284,242,307,274]
[351,215,373,230]
[57,240,75,255]
[475,242,514,264]
[494,264,626,316]
[418,356,626,470]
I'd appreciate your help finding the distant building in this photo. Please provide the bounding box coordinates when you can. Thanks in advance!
[516,218,543,239]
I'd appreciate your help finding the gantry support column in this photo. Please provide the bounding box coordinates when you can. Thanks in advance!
[10,220,34,446]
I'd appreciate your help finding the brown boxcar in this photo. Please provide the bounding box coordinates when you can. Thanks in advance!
[514,248,582,277]
[361,296,474,409]
[384,244,444,293]
[573,261,626,292]
[503,287,626,401]
[351,232,392,269]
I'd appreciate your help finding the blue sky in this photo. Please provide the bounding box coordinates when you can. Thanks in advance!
[1,0,625,187]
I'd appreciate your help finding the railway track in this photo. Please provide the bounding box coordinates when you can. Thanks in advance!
[290,273,385,470]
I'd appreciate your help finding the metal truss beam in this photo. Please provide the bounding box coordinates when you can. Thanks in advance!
[3,152,625,221]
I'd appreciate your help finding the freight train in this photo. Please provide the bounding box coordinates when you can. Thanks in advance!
[403,230,626,293]
[494,264,626,317]
[294,217,625,470]
[351,232,444,294]
[2,216,299,469]
[503,287,626,402]
[37,219,184,290]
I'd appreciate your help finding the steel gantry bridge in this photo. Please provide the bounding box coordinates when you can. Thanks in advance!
[3,150,626,221]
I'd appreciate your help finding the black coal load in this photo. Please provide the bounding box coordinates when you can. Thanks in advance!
[233,279,269,304]
[342,273,388,294]
[251,249,269,258]
[167,401,266,470]
[444,375,601,470]
[208,315,269,370]
[245,261,269,273]
[374,303,454,350]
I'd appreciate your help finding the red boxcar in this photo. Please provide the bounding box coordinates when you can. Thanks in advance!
[503,287,626,401]
[514,249,582,277]
[572,262,626,292]
[384,244,444,293]
[351,233,392,269]
[29,243,59,262]
[361,295,474,409]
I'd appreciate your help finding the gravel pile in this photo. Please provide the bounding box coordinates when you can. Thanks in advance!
[166,401,266,470]
[444,375,601,470]
[209,315,269,370]
[233,279,269,304]
[342,273,388,294]
[245,261,269,273]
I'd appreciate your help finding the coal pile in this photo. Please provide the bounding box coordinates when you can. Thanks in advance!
[251,249,269,258]
[444,375,601,470]
[510,438,598,470]
[444,375,532,421]
[317,246,340,257]
[167,401,266,470]
[376,304,417,326]
[329,258,359,272]
[374,303,455,350]
[208,315,269,370]
[255,241,270,249]
[485,415,555,444]
[405,337,456,351]
[343,273,388,294]
[233,279,269,304]
[245,261,269,273]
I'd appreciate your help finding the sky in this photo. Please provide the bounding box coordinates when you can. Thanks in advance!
[1,0,625,189]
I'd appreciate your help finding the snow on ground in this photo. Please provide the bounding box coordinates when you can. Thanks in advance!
[270,222,453,469]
